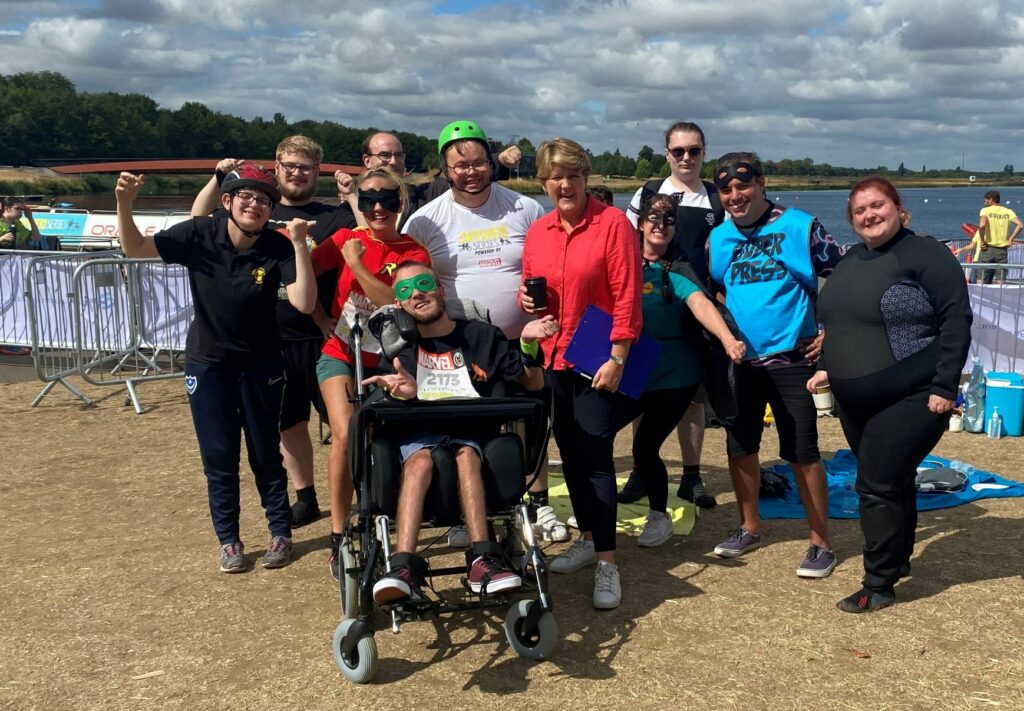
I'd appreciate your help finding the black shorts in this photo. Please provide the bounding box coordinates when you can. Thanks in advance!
[725,362,819,464]
[280,339,327,430]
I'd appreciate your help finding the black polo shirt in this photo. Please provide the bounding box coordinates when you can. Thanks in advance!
[214,200,357,341]
[154,216,297,366]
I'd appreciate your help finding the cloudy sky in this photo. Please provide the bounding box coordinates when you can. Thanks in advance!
[2,0,1022,170]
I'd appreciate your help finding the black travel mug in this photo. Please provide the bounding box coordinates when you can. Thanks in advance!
[524,276,547,310]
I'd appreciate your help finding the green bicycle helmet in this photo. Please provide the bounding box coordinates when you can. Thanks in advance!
[437,120,490,160]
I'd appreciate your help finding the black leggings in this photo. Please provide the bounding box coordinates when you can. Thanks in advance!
[549,370,634,553]
[835,387,949,593]
[627,385,698,512]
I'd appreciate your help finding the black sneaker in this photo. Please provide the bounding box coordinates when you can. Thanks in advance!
[291,499,320,527]
[836,587,896,613]
[678,475,717,508]
[617,468,647,503]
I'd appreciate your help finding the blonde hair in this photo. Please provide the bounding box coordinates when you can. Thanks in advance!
[536,138,591,181]
[275,135,324,165]
[357,166,409,211]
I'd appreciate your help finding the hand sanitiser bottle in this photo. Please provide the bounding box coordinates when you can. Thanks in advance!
[987,406,1004,440]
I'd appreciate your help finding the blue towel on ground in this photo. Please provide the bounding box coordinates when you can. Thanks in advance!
[758,450,1024,519]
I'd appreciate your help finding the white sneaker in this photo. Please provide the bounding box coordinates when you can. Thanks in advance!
[593,560,621,609]
[567,515,578,529]
[550,536,597,573]
[637,510,673,547]
[447,525,470,548]
[533,505,570,542]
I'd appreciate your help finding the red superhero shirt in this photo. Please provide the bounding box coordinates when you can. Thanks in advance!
[312,227,430,367]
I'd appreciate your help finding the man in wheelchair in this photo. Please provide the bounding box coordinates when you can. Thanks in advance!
[362,262,559,604]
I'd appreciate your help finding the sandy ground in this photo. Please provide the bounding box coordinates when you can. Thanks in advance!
[1,375,1022,711]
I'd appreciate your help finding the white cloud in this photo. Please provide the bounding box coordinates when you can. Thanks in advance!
[0,0,1021,170]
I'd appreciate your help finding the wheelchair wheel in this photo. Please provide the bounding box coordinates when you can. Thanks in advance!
[332,619,378,684]
[504,599,557,661]
[338,537,358,620]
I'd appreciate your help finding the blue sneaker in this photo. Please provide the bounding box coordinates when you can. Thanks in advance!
[796,544,837,578]
[713,528,763,558]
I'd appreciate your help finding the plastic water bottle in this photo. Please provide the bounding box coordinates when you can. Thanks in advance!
[987,406,1004,440]
[947,460,977,476]
[841,473,858,514]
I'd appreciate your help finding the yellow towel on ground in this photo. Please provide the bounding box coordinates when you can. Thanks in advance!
[545,471,697,537]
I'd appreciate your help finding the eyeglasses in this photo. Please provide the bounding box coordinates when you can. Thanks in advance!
[278,162,317,175]
[369,151,406,163]
[446,160,490,176]
[645,211,677,227]
[233,191,273,208]
[667,146,703,159]
[394,273,438,300]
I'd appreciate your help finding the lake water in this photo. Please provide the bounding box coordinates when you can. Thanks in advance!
[602,185,1024,245]
[54,184,1024,246]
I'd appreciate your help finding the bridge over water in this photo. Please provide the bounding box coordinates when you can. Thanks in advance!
[43,159,364,175]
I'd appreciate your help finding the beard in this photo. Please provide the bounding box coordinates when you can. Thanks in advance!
[279,180,316,203]
[407,300,444,324]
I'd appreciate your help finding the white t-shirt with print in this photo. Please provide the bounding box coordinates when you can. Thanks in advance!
[404,183,545,339]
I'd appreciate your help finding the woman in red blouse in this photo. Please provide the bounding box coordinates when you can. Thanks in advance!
[311,166,430,581]
[520,138,642,609]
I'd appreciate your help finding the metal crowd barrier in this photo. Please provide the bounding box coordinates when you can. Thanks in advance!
[0,249,192,412]
[20,250,120,407]
[70,257,191,413]
[962,262,1024,374]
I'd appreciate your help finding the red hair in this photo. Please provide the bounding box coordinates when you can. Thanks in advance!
[847,177,903,224]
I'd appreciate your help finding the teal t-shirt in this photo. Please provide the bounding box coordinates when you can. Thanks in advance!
[641,261,702,391]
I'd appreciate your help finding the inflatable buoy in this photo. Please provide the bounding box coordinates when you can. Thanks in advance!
[961,223,978,239]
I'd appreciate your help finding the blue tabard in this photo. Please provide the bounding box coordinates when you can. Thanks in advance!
[709,207,817,359]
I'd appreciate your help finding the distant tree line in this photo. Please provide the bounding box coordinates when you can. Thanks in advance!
[0,71,1016,181]
[0,71,436,170]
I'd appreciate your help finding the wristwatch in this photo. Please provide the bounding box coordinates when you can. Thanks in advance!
[608,354,625,366]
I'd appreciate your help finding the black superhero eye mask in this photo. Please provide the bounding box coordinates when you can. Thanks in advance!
[358,187,402,214]
[714,162,759,189]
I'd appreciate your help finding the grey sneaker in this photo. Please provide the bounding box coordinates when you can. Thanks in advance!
[637,510,673,547]
[219,541,245,573]
[448,525,470,549]
[592,560,621,609]
[713,528,763,558]
[796,544,837,578]
[550,536,597,573]
[261,535,293,569]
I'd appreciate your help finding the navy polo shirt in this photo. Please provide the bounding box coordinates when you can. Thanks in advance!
[154,216,297,366]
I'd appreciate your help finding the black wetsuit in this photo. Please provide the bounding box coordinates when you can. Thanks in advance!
[818,228,972,593]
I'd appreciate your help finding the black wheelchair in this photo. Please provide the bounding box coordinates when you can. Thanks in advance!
[331,316,557,684]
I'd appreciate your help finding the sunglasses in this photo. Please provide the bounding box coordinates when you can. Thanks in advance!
[644,211,677,227]
[394,273,438,300]
[358,187,402,214]
[667,146,703,159]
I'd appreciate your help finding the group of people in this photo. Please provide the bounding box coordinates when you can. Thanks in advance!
[113,116,972,615]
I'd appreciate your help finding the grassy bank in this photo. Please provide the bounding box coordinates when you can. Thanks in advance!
[0,170,213,197]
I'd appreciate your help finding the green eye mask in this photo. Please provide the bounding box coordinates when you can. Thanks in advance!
[394,273,438,300]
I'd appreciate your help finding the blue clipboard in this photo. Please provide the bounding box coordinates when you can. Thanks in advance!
[562,305,660,399]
